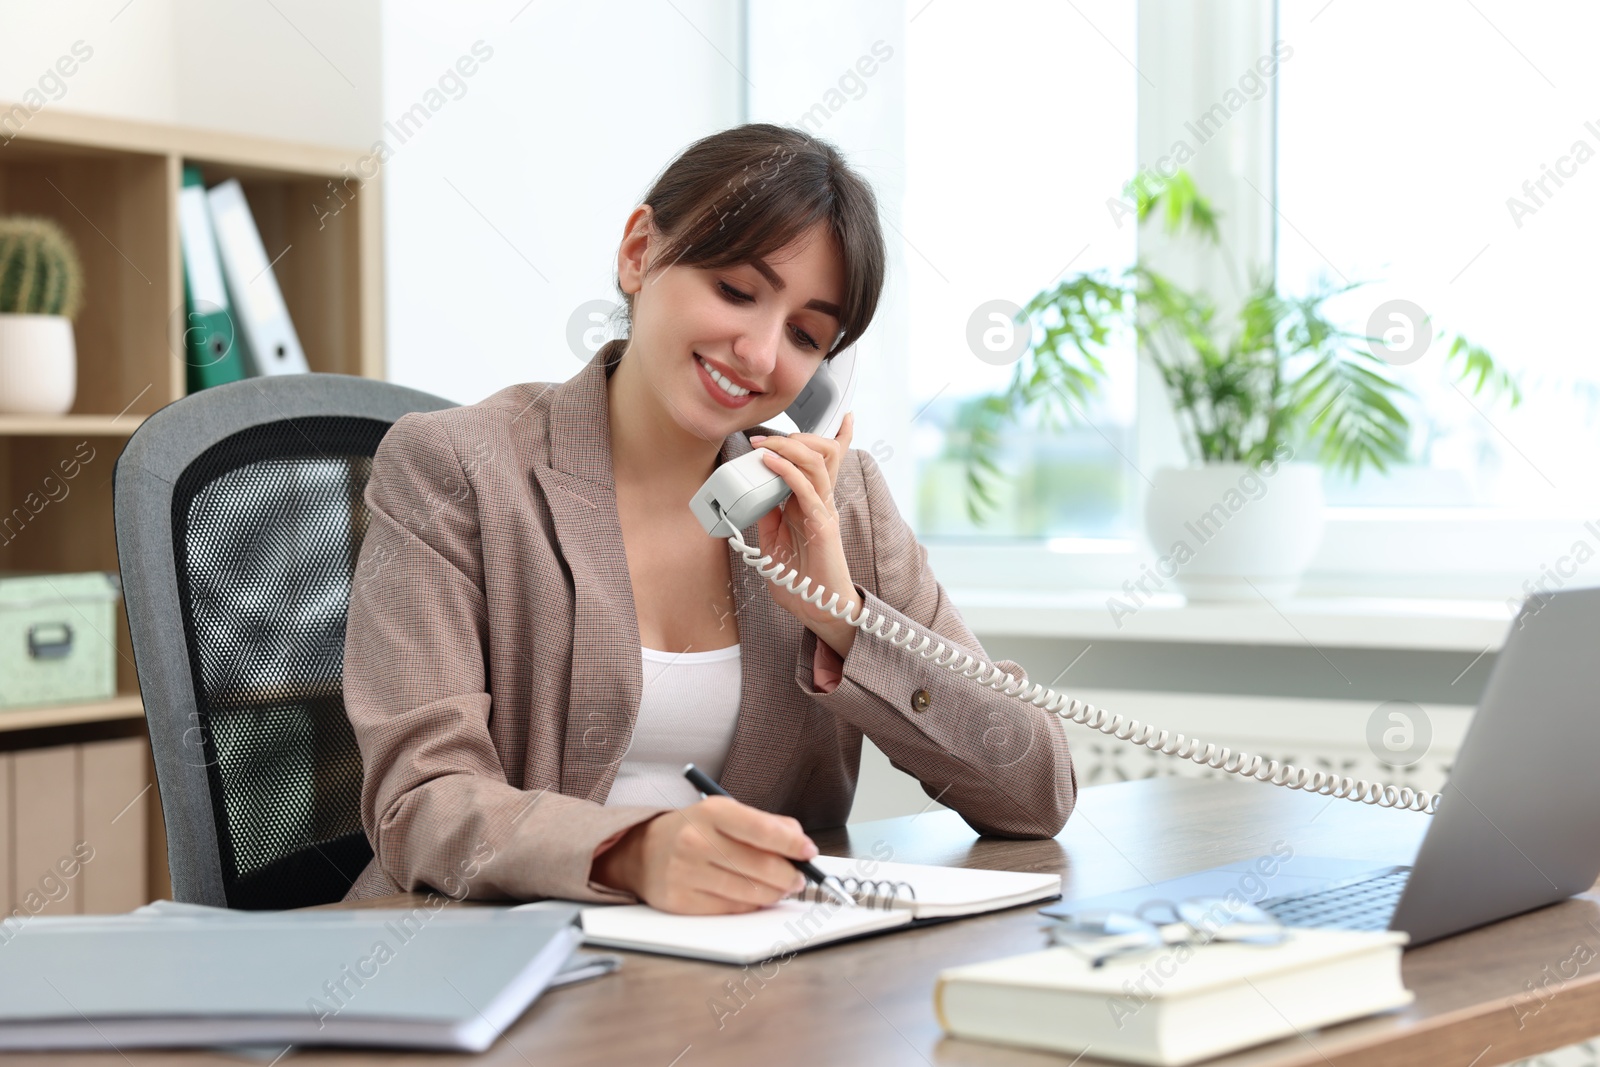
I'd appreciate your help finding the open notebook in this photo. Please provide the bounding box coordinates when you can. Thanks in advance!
[520,855,1061,965]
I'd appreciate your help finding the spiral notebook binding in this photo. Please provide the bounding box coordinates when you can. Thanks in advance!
[797,877,917,911]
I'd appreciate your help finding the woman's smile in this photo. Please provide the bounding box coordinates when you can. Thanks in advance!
[694,352,761,409]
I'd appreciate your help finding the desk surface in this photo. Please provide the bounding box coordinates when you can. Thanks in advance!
[31,778,1600,1067]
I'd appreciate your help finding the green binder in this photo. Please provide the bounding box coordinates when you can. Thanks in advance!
[178,164,246,392]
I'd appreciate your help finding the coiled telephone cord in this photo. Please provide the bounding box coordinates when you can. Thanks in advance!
[723,522,1442,815]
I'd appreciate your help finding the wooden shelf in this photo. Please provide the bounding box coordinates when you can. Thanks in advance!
[0,101,384,421]
[0,414,147,437]
[0,105,385,907]
[2,105,364,178]
[0,693,144,734]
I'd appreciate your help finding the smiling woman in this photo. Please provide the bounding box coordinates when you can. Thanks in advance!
[613,125,884,363]
[340,123,1079,918]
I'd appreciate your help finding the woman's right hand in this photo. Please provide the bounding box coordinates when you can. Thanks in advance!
[590,795,818,914]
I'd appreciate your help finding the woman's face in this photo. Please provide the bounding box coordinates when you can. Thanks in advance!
[620,209,846,444]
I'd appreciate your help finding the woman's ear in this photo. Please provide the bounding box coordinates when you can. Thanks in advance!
[617,204,657,295]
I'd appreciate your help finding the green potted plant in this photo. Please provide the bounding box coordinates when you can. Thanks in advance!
[0,215,85,415]
[953,171,1520,599]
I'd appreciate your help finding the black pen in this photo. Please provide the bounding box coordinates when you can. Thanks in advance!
[682,763,857,908]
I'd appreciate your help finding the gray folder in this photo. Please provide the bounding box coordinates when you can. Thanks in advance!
[0,904,583,1051]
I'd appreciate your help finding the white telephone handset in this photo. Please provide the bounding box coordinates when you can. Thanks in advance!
[689,350,1440,816]
[689,344,858,539]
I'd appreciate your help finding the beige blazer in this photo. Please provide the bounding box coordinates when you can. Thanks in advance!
[342,340,1077,904]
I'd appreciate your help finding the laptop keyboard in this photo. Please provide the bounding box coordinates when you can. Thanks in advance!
[1259,867,1412,931]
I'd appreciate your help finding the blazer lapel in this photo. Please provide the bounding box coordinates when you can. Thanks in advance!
[538,341,809,809]
[537,345,642,804]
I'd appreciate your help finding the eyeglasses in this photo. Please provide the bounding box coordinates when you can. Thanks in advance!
[1045,896,1289,969]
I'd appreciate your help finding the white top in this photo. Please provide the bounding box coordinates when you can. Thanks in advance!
[603,644,742,809]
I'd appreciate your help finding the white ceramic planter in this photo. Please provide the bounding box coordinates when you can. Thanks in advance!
[0,313,77,415]
[1143,462,1326,601]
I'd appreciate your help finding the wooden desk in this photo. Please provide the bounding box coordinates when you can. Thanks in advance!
[26,778,1600,1066]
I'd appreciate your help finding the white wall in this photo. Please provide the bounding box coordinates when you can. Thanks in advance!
[0,0,380,148]
[379,0,746,405]
[171,0,381,148]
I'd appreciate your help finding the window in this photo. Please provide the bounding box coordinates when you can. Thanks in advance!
[1277,0,1600,514]
[905,0,1138,542]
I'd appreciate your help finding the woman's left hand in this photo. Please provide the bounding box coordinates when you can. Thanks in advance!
[751,411,859,659]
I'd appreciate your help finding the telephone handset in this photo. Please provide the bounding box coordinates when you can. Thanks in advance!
[689,353,1441,816]
[689,344,859,539]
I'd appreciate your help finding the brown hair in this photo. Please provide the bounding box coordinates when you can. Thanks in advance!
[615,123,886,360]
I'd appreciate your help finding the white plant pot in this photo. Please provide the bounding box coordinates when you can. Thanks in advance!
[0,313,77,415]
[1143,462,1325,602]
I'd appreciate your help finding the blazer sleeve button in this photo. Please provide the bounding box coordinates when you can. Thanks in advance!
[910,688,932,713]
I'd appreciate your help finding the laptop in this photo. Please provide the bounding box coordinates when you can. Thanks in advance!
[1041,586,1600,946]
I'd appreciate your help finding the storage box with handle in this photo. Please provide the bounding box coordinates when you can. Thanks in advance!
[0,571,121,709]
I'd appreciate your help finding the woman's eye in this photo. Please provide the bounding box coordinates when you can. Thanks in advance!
[719,281,821,350]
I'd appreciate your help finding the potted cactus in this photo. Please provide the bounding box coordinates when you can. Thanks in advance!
[0,216,85,415]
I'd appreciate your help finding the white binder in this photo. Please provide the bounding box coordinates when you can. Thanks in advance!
[206,178,311,376]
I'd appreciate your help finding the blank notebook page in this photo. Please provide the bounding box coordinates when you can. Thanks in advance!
[575,899,908,964]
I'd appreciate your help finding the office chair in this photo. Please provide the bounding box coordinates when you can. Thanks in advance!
[114,374,455,909]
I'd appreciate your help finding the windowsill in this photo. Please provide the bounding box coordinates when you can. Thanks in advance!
[950,588,1512,652]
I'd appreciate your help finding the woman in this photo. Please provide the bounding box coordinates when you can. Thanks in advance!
[342,123,1077,915]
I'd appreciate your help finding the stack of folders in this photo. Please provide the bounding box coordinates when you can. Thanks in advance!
[178,165,311,392]
[0,899,619,1052]
[934,927,1412,1066]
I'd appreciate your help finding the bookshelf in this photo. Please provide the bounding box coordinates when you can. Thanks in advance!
[0,105,384,908]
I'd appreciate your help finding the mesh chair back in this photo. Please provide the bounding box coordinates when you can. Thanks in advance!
[114,375,455,909]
